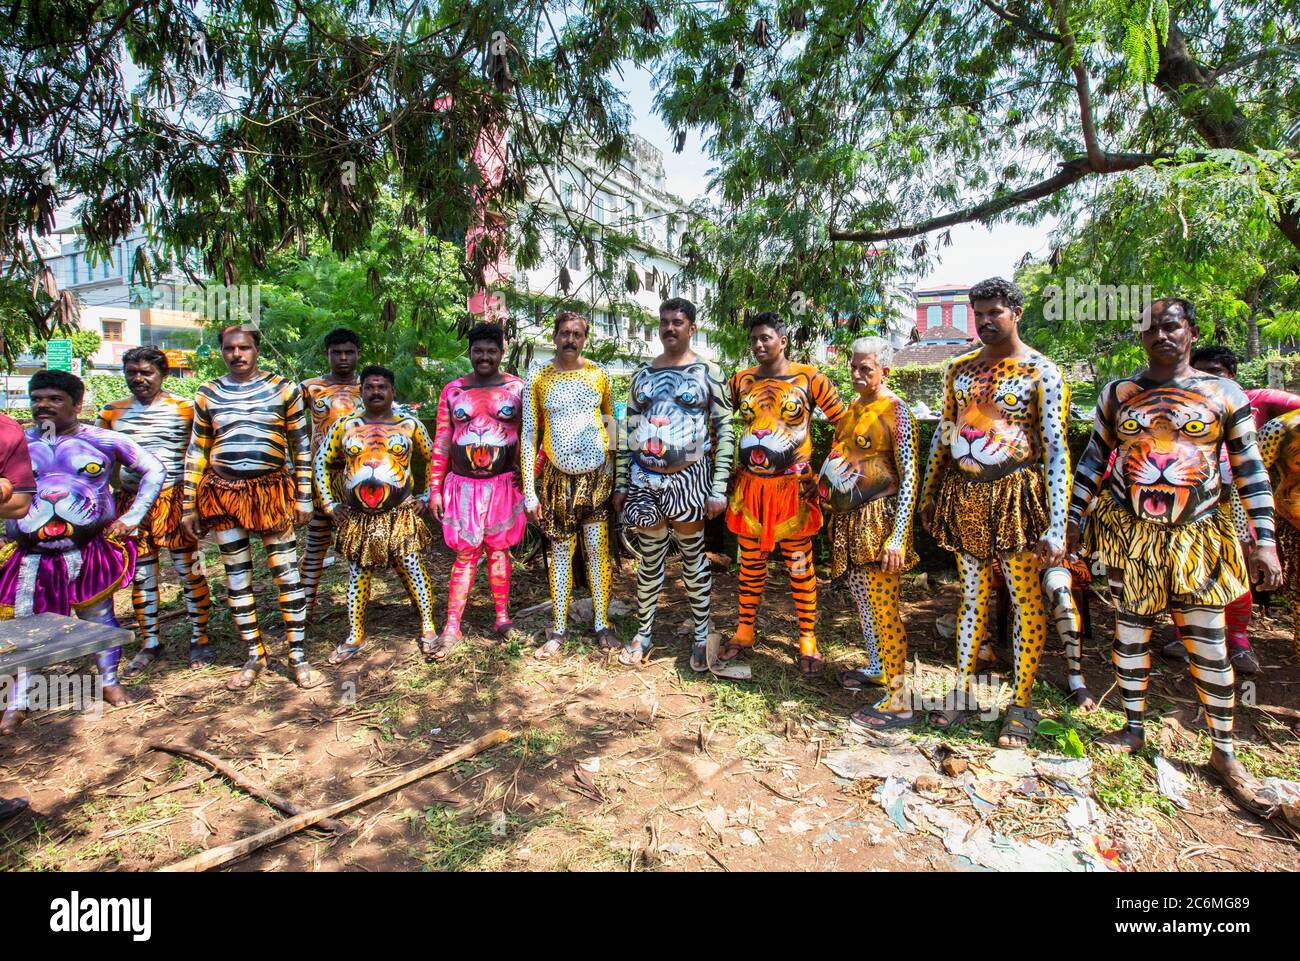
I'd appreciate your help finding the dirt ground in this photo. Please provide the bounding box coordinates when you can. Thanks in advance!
[2,537,1298,872]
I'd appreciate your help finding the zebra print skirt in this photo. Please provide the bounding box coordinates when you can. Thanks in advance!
[622,459,712,528]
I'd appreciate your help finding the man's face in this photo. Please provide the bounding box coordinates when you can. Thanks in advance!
[849,352,887,395]
[30,387,80,432]
[361,375,394,414]
[553,318,588,359]
[1193,358,1235,381]
[972,299,1020,346]
[221,330,259,375]
[469,339,503,378]
[124,359,164,402]
[749,323,787,364]
[327,342,359,379]
[659,309,695,353]
[1141,303,1197,365]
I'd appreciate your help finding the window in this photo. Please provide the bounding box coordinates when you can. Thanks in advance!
[926,305,941,329]
[952,303,968,332]
[69,253,79,285]
[645,267,655,290]
[101,319,124,342]
[592,192,606,225]
[643,325,654,343]
[605,311,618,338]
[561,180,575,208]
[568,246,582,271]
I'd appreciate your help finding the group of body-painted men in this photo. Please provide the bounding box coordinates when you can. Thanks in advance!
[2,279,1299,817]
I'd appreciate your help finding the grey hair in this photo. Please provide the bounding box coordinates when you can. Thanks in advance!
[850,336,893,367]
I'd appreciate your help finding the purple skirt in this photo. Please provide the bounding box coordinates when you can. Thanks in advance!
[0,535,136,619]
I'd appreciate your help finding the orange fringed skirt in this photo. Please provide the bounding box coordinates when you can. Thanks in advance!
[196,470,296,535]
[726,471,822,553]
[116,483,193,556]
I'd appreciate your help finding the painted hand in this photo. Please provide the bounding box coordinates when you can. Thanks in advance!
[879,545,903,574]
[180,513,202,541]
[1249,544,1284,592]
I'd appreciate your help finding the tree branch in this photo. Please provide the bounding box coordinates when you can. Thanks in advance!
[1210,41,1300,79]
[1051,0,1105,172]
[978,0,1064,45]
[828,152,1158,242]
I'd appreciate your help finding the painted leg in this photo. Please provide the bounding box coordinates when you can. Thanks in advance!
[733,534,770,649]
[779,536,819,660]
[486,548,512,630]
[1224,592,1251,649]
[80,597,127,706]
[1044,565,1092,707]
[1172,601,1236,756]
[214,527,265,664]
[672,527,711,646]
[262,529,308,666]
[1106,569,1155,751]
[846,567,883,677]
[547,536,577,637]
[131,553,161,651]
[864,566,908,713]
[630,525,671,652]
[581,520,613,634]
[168,547,212,659]
[299,507,333,618]
[394,552,438,639]
[444,547,482,637]
[954,551,993,695]
[1002,550,1049,709]
[344,561,373,650]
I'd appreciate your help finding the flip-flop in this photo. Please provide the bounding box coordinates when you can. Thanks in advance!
[798,654,823,678]
[329,640,368,665]
[292,662,326,690]
[226,659,265,691]
[617,643,651,667]
[534,632,565,660]
[849,704,917,732]
[122,647,163,677]
[690,642,709,673]
[837,668,884,691]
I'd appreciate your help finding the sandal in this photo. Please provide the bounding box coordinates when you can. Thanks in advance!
[122,646,163,677]
[798,654,823,678]
[226,659,265,691]
[594,627,620,652]
[617,643,651,667]
[849,704,917,732]
[534,631,565,660]
[188,644,215,669]
[717,641,746,662]
[1230,646,1260,676]
[928,693,981,730]
[1210,755,1279,818]
[424,631,458,662]
[837,668,884,692]
[998,705,1041,747]
[329,640,368,665]
[690,642,709,673]
[0,796,28,822]
[1094,727,1145,754]
[292,662,326,690]
[493,620,514,639]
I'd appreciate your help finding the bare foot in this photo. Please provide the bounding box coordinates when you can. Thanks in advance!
[292,662,326,690]
[1070,686,1098,712]
[1209,749,1279,818]
[101,683,129,707]
[227,659,265,691]
[1095,727,1144,753]
[0,709,27,736]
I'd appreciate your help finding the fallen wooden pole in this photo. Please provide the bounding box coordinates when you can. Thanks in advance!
[149,741,346,834]
[158,728,513,872]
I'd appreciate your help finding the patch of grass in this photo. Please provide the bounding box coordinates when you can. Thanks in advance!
[512,723,573,761]
[398,805,552,871]
[1091,748,1179,817]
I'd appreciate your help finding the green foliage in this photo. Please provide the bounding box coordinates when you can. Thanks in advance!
[1036,717,1087,758]
[70,330,101,363]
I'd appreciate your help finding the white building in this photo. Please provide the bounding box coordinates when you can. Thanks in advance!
[509,134,721,373]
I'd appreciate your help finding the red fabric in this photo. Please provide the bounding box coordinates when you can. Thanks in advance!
[1245,388,1300,430]
[0,413,35,494]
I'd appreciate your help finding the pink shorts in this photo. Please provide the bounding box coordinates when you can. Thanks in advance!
[440,472,526,552]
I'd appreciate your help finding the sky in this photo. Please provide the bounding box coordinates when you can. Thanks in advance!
[620,63,1058,290]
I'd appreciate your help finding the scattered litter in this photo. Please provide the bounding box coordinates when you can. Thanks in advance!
[704,630,752,680]
[964,784,998,818]
[873,776,915,834]
[703,806,727,835]
[739,829,761,846]
[941,755,968,777]
[985,749,1035,779]
[1154,756,1193,810]
[659,842,686,856]
[823,743,934,782]
[935,613,957,639]
[814,826,844,845]
[579,756,601,774]
[1260,778,1300,828]
[1033,755,1092,781]
[866,824,884,845]
[428,727,442,736]
[782,819,813,835]
[914,774,944,795]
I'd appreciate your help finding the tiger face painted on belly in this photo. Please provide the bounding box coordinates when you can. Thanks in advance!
[446,380,522,477]
[949,363,1037,480]
[338,418,418,512]
[1111,383,1220,526]
[819,395,900,511]
[627,364,712,473]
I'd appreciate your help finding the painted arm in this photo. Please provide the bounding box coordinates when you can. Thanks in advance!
[599,365,615,480]
[112,432,165,527]
[313,418,346,514]
[1067,383,1119,529]
[284,382,314,513]
[919,359,958,510]
[1257,416,1284,471]
[810,369,848,426]
[411,418,436,504]
[887,400,920,552]
[1223,394,1276,546]
[708,362,736,500]
[1036,359,1071,548]
[616,369,640,493]
[521,365,542,510]
[427,383,454,501]
[182,391,214,516]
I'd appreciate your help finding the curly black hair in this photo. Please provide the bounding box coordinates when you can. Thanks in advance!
[968,276,1024,310]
